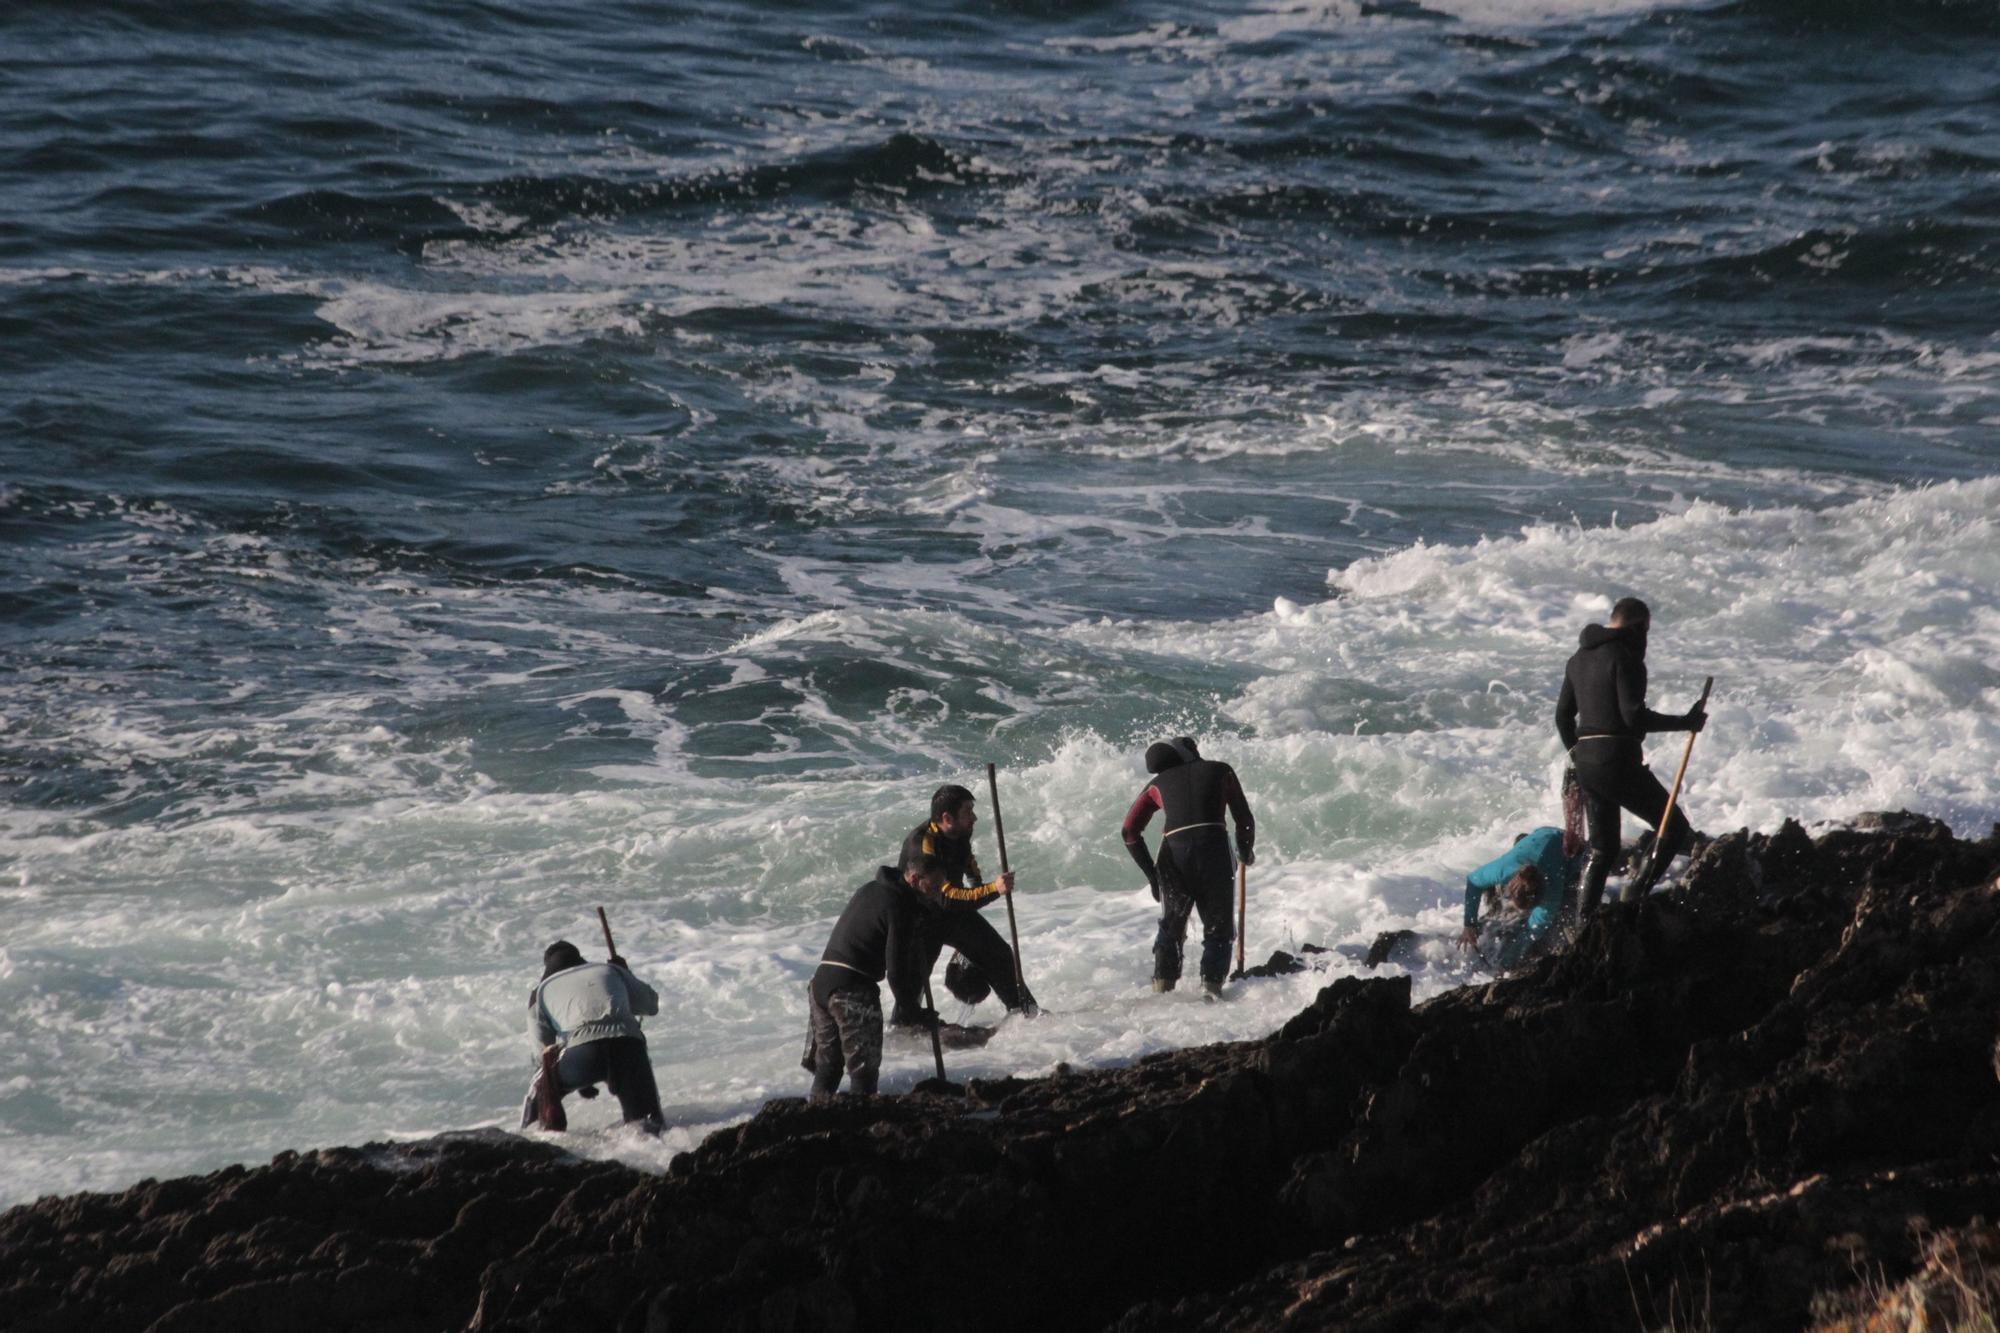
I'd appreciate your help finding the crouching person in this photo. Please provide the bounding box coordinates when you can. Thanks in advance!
[521,940,665,1134]
[1457,825,1580,972]
[803,851,945,1100]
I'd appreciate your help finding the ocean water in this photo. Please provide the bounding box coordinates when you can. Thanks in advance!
[3,0,1998,1206]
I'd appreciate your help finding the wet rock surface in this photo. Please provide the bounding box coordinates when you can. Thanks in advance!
[6,813,1998,1333]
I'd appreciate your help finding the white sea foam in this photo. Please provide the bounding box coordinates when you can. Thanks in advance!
[4,480,1997,1205]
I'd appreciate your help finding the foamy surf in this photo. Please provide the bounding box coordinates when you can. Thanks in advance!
[5,480,1996,1203]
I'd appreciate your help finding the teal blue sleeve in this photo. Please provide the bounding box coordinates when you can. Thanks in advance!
[1530,828,1574,902]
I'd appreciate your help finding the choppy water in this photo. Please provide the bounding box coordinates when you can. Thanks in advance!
[3,0,1998,1206]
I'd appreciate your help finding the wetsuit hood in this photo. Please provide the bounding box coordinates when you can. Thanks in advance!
[1579,622,1645,655]
[1145,736,1203,773]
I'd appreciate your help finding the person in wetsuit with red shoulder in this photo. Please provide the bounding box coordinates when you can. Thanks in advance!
[1120,736,1255,998]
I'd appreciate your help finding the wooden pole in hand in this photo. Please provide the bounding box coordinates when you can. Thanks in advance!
[984,763,1028,1004]
[1654,677,1714,845]
[1647,676,1715,889]
[595,906,618,961]
[1233,863,1247,978]
[921,979,947,1082]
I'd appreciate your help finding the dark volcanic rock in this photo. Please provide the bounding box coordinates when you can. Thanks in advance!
[5,813,1998,1333]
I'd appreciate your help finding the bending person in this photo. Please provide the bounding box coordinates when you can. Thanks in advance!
[521,940,664,1134]
[1121,736,1255,998]
[803,851,946,1100]
[1458,826,1582,971]
[896,784,1036,1022]
[1555,596,1708,914]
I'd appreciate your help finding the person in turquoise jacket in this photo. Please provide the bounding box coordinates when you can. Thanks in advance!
[1457,826,1581,971]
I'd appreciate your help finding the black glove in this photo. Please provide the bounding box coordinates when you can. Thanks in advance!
[1684,707,1707,734]
[1148,875,1161,902]
[607,954,627,970]
[1238,846,1255,868]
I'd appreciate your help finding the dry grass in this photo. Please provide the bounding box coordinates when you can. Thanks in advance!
[1627,1257,1717,1333]
[1811,1221,2000,1333]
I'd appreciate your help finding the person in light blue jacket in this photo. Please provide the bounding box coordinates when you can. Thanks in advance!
[1457,826,1583,972]
[520,940,664,1134]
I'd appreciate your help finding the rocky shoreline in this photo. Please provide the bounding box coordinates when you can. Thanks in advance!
[7,812,1998,1332]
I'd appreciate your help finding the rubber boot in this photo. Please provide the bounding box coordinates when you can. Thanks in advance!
[1575,849,1613,917]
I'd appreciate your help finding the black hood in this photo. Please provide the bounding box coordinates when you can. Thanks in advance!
[1579,623,1644,653]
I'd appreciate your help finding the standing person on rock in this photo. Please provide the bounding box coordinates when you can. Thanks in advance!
[803,851,948,1100]
[521,940,666,1134]
[895,784,1037,1023]
[1121,736,1256,998]
[1556,596,1709,914]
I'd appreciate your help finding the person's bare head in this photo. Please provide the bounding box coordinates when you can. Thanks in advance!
[902,849,949,902]
[1609,597,1651,630]
[930,784,977,837]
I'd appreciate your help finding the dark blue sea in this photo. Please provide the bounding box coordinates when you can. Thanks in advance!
[3,0,1997,1201]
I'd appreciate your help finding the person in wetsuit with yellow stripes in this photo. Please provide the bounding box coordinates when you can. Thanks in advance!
[893,783,1039,1024]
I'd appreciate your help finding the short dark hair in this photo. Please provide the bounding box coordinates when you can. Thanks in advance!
[542,940,585,978]
[930,784,975,822]
[903,848,947,881]
[1610,597,1651,625]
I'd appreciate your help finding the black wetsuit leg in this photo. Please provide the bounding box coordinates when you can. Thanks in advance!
[1572,738,1693,909]
[1574,784,1619,917]
[1184,830,1237,984]
[890,923,945,1028]
[1153,859,1195,984]
[933,910,1029,1011]
[1156,830,1236,985]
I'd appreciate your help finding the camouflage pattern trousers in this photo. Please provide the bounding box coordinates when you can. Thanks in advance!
[803,973,883,1099]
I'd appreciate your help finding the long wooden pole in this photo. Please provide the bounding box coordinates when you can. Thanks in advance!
[985,763,1027,1001]
[1234,863,1247,977]
[595,906,618,960]
[1642,676,1714,896]
[921,979,947,1082]
[1653,677,1714,848]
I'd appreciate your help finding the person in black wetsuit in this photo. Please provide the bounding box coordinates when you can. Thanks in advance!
[894,784,1038,1024]
[803,851,946,1100]
[1555,596,1708,915]
[1120,737,1255,998]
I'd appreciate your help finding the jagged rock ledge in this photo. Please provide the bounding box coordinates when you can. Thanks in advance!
[6,812,1999,1333]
